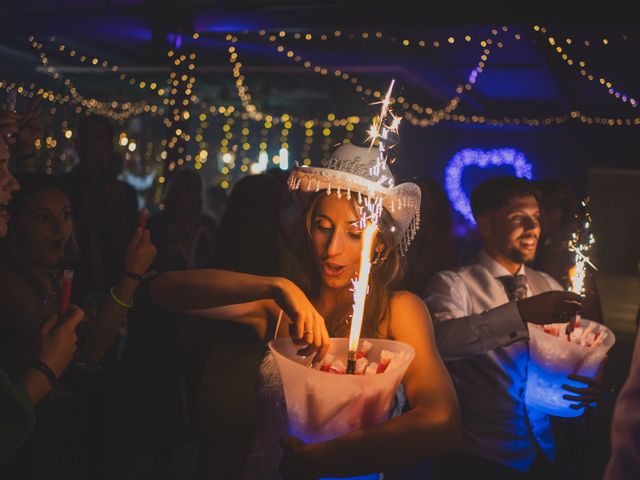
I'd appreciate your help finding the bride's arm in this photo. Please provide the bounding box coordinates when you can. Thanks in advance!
[280,291,461,478]
[150,269,331,359]
[149,269,284,311]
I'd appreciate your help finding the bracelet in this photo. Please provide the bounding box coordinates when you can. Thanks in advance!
[122,270,144,282]
[28,360,58,389]
[110,286,134,308]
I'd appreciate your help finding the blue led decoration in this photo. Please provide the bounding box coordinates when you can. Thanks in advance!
[445,148,534,224]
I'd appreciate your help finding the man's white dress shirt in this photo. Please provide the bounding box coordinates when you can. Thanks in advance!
[425,249,563,471]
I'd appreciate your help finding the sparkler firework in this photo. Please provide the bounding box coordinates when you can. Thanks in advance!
[566,198,597,335]
[347,80,401,374]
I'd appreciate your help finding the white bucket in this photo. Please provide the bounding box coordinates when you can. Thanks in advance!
[268,337,414,443]
[526,319,615,417]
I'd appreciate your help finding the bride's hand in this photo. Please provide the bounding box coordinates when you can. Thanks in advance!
[273,278,331,362]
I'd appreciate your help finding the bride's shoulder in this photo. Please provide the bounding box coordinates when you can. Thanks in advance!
[389,290,428,311]
[389,290,431,322]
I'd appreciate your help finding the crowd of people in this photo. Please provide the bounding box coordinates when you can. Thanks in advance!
[0,103,638,480]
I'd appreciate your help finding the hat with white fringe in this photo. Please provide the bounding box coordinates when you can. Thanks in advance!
[287,143,421,255]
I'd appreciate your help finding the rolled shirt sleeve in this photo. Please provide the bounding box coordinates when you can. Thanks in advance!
[424,271,530,362]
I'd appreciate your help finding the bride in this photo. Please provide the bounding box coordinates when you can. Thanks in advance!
[150,143,461,479]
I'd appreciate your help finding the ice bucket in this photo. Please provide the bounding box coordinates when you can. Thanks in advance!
[525,319,615,417]
[268,337,415,444]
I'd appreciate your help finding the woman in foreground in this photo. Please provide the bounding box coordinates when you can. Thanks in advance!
[150,144,461,479]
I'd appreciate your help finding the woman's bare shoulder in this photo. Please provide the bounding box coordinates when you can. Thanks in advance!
[387,290,433,340]
[389,290,430,313]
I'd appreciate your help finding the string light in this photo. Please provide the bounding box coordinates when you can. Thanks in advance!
[407,111,569,127]
[29,37,152,120]
[256,28,501,51]
[258,29,500,127]
[408,34,499,126]
[43,36,166,96]
[535,26,638,108]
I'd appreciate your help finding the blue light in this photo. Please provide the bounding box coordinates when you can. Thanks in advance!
[444,148,534,224]
[167,32,183,49]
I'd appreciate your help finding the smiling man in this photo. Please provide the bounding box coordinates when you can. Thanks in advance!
[424,176,594,479]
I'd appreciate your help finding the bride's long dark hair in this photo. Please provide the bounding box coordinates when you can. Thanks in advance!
[290,192,406,339]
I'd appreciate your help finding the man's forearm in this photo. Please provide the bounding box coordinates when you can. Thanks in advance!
[433,302,529,361]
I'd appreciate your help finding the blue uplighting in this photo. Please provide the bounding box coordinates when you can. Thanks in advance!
[445,148,534,224]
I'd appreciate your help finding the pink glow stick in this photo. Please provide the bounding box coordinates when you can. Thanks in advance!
[376,350,393,374]
[138,208,149,230]
[356,340,373,359]
[319,353,334,372]
[58,270,74,317]
[355,357,368,375]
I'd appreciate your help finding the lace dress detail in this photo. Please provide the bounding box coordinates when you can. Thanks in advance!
[242,352,289,479]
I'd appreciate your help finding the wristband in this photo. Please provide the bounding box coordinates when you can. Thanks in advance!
[122,270,144,282]
[28,360,58,389]
[110,286,134,308]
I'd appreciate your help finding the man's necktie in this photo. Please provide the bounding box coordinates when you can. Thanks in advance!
[498,274,528,301]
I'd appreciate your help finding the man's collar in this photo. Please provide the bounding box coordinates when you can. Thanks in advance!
[478,249,526,278]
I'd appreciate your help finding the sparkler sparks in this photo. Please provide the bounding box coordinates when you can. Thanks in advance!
[568,198,597,296]
[347,80,398,373]
[566,198,597,336]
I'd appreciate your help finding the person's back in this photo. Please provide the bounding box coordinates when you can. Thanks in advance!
[63,115,138,294]
[199,174,286,479]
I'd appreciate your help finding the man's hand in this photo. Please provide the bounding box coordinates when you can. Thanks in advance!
[517,291,583,325]
[562,355,609,410]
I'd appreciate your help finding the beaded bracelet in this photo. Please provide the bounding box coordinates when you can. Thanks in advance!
[28,360,58,389]
[110,286,134,308]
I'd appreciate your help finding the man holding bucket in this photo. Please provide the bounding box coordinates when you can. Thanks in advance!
[425,176,603,479]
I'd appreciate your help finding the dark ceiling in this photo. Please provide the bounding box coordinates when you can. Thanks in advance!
[2,1,640,124]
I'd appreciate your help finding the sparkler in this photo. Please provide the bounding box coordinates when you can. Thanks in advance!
[347,80,399,374]
[566,198,597,335]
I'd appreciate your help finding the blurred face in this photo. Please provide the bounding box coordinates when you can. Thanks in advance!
[478,195,541,265]
[0,140,20,238]
[310,194,377,290]
[15,188,73,268]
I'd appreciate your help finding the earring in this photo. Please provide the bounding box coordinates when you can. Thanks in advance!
[372,244,387,265]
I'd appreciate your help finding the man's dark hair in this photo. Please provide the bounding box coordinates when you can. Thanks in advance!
[470,176,540,220]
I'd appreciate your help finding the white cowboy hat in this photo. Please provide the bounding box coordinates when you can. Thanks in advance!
[287,143,421,254]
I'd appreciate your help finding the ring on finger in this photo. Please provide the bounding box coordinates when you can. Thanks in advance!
[304,329,313,335]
